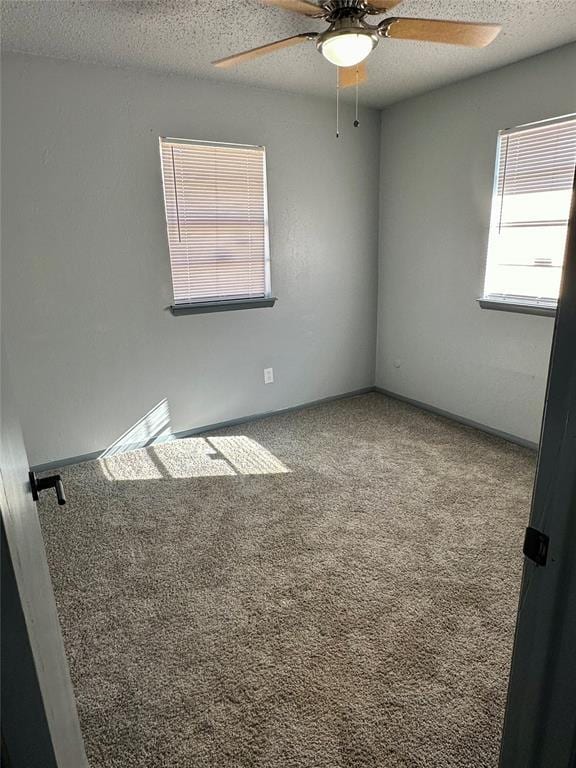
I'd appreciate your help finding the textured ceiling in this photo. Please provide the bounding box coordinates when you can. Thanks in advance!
[1,0,575,107]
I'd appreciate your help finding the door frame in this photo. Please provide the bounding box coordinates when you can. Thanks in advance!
[499,173,576,766]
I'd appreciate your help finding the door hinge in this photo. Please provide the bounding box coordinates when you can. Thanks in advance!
[523,526,549,567]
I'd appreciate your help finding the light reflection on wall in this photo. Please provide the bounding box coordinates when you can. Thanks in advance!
[100,399,172,458]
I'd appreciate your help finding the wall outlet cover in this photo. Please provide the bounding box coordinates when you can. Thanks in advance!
[264,367,274,384]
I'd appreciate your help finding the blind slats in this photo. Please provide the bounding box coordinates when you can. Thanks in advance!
[484,116,576,304]
[496,119,576,196]
[160,138,271,305]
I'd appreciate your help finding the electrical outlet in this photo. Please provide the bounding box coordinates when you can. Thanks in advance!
[264,367,274,384]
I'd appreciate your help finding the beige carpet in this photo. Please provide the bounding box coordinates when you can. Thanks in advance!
[38,393,535,768]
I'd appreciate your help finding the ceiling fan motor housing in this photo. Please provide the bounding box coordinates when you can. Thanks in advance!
[322,0,372,21]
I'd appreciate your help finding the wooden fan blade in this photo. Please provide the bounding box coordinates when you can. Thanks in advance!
[338,63,368,89]
[261,0,325,17]
[213,33,316,68]
[366,0,404,11]
[382,17,501,47]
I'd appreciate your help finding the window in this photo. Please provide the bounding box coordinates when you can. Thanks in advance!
[481,114,576,316]
[159,138,274,315]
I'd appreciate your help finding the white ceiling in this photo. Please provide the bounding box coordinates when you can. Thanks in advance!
[1,0,575,107]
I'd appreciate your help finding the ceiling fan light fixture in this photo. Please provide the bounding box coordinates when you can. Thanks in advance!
[320,31,376,66]
[317,19,378,67]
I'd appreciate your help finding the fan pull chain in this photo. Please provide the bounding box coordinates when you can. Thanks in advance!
[336,67,340,138]
[354,67,360,128]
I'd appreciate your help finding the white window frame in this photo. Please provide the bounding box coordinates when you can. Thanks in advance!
[159,137,275,316]
[479,114,576,317]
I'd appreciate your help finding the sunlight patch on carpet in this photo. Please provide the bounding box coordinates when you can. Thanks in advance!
[99,435,290,480]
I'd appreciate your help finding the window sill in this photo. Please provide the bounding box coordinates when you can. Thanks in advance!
[477,297,556,318]
[170,297,277,316]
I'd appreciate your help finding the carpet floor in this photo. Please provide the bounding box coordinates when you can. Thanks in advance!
[38,393,536,768]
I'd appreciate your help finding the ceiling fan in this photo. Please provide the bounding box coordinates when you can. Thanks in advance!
[213,0,501,87]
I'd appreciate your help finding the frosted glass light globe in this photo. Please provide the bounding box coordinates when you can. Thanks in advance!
[320,32,375,67]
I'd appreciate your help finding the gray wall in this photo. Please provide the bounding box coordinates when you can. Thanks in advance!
[1,54,380,466]
[3,45,574,463]
[376,43,576,445]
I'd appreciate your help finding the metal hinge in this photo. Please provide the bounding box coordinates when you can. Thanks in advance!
[523,526,549,567]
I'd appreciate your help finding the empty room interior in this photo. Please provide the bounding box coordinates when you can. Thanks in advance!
[1,1,576,766]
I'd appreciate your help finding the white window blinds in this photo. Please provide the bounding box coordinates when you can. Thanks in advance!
[160,138,271,306]
[483,115,576,308]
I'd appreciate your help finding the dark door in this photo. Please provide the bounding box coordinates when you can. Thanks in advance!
[499,175,576,766]
[0,346,88,768]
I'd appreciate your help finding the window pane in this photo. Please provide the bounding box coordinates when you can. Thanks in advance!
[484,116,576,306]
[159,139,271,305]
